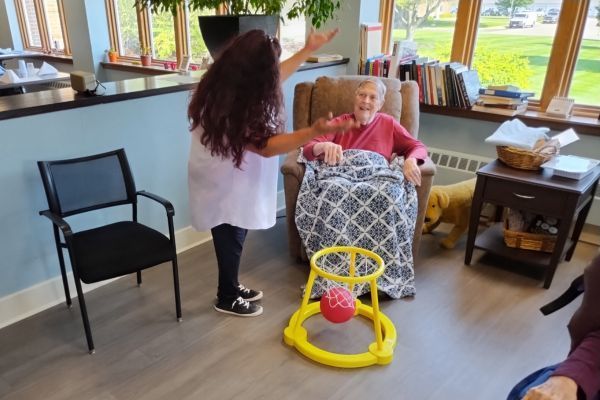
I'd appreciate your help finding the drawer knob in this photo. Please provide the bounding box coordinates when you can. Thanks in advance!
[513,193,535,200]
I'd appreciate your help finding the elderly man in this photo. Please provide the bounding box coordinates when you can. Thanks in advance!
[301,77,427,186]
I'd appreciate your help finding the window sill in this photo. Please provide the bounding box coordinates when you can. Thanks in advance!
[420,104,600,136]
[101,61,183,75]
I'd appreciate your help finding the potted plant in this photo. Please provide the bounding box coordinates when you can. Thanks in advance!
[135,0,341,57]
[140,46,152,66]
[108,48,118,62]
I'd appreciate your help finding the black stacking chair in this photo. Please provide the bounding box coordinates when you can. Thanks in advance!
[37,149,182,353]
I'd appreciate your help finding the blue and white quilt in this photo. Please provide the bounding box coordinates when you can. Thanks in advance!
[295,149,417,299]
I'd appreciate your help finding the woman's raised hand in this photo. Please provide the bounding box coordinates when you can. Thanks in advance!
[305,28,339,52]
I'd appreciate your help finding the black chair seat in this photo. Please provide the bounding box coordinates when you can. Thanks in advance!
[73,221,175,284]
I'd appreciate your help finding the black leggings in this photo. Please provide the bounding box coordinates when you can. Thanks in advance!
[210,223,248,301]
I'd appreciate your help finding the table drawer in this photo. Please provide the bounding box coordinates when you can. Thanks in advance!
[484,178,566,215]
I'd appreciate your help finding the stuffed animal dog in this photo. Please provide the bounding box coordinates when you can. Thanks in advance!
[423,178,477,249]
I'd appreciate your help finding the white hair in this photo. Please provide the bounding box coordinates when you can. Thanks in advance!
[356,78,386,101]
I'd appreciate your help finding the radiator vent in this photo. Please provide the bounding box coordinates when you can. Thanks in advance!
[428,147,493,174]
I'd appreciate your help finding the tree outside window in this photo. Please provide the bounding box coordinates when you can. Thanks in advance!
[115,0,141,56]
[150,10,177,61]
[392,0,457,61]
[279,0,306,60]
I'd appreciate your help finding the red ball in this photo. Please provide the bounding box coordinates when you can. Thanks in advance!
[320,287,355,323]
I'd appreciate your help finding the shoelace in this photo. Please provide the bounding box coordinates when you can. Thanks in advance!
[238,284,251,295]
[233,296,250,309]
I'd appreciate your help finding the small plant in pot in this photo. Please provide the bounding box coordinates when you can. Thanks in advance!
[140,46,152,66]
[108,48,118,62]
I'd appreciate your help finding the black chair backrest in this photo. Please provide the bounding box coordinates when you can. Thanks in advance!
[38,149,137,217]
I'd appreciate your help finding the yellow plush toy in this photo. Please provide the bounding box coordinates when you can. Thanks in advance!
[422,178,477,249]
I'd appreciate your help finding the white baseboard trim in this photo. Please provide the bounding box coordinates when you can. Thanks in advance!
[0,225,212,330]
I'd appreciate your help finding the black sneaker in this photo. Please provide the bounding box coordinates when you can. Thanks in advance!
[214,297,263,317]
[238,284,263,301]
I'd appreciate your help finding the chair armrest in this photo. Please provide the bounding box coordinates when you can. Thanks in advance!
[280,149,305,182]
[137,191,175,217]
[419,157,436,177]
[39,210,73,237]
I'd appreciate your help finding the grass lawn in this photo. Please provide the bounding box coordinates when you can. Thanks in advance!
[391,20,599,105]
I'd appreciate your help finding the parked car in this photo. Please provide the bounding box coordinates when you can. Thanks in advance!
[543,9,559,23]
[509,12,537,28]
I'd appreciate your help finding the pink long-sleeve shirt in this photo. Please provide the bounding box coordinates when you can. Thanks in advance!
[302,113,427,163]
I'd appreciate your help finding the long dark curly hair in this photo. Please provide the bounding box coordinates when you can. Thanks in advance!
[188,29,284,168]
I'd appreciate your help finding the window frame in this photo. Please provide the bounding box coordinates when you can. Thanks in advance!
[380,0,598,115]
[105,0,218,66]
[13,0,71,55]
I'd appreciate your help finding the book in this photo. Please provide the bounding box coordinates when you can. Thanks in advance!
[486,84,520,91]
[458,69,481,107]
[478,94,526,105]
[478,88,535,98]
[306,54,343,63]
[472,103,527,116]
[475,101,528,110]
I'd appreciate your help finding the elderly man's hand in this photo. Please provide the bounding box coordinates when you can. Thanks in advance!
[404,157,421,186]
[523,376,577,400]
[313,142,343,166]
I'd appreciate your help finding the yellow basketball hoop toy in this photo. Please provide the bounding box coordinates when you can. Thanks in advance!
[283,246,397,368]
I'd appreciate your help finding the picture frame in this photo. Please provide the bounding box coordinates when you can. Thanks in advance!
[178,55,191,72]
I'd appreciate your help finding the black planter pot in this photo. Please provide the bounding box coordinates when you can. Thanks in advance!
[198,15,279,59]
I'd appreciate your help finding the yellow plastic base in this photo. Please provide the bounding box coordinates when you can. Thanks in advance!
[283,300,396,368]
[283,246,397,369]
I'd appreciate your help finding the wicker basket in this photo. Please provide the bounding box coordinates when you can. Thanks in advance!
[503,220,556,253]
[496,146,556,171]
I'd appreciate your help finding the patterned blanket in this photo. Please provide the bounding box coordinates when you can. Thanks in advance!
[295,149,417,299]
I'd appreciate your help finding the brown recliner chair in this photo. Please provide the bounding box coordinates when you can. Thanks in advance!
[280,75,436,262]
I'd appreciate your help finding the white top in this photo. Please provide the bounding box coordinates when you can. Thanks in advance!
[188,127,279,231]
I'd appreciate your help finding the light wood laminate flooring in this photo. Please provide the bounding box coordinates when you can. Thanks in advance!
[0,220,598,400]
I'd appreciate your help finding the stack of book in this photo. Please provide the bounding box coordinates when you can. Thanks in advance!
[473,85,534,116]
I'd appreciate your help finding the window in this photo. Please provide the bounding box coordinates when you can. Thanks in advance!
[150,10,177,61]
[472,2,563,100]
[106,0,215,66]
[279,0,306,60]
[14,0,70,54]
[380,0,599,115]
[42,0,66,51]
[187,7,212,65]
[114,0,140,56]
[390,0,457,60]
[570,6,600,107]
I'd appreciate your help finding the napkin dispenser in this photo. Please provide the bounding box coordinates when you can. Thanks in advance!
[70,71,96,93]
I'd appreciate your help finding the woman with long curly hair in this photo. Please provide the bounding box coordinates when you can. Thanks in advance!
[188,28,356,317]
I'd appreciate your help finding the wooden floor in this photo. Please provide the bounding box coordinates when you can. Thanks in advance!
[0,219,598,400]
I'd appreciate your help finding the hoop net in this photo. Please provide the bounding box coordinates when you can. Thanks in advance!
[312,251,381,301]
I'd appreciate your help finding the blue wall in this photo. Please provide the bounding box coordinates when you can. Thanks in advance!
[0,63,348,299]
[0,92,191,297]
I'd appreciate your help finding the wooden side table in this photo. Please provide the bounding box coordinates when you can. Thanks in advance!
[464,160,600,288]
